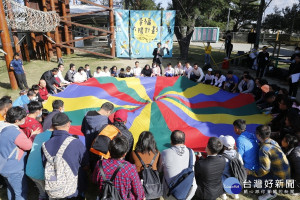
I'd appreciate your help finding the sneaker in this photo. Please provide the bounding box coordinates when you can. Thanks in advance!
[258,193,277,200]
[234,194,239,199]
[221,193,228,200]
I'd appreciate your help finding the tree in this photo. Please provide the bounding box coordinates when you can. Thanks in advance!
[263,7,284,33]
[123,0,161,10]
[282,3,300,33]
[170,0,201,59]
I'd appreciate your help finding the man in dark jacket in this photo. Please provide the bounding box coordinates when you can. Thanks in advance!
[81,102,114,169]
[194,137,226,200]
[65,63,76,83]
[40,68,60,94]
[84,64,93,79]
[288,54,300,98]
[42,100,64,131]
[256,46,269,78]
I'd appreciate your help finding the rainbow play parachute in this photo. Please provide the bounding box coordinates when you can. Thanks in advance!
[44,76,271,151]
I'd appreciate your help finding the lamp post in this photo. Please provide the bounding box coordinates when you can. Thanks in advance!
[226,8,231,31]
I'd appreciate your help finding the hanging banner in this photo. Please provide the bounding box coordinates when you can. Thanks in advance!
[161,10,176,58]
[115,9,130,57]
[191,27,220,42]
[130,10,161,58]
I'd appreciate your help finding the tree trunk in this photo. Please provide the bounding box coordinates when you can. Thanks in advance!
[174,26,194,60]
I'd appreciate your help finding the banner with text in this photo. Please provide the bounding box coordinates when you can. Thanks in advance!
[161,10,176,58]
[115,9,130,57]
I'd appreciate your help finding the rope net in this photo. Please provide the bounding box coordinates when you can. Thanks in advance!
[3,0,60,32]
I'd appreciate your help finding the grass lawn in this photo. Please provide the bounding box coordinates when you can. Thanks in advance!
[0,43,297,199]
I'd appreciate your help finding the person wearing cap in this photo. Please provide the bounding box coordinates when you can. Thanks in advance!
[42,113,89,199]
[256,46,269,78]
[219,135,243,200]
[10,53,29,90]
[224,71,239,93]
[203,68,214,84]
[113,109,134,159]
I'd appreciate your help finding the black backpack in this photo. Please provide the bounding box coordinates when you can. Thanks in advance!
[135,151,163,199]
[98,160,124,200]
[222,152,247,184]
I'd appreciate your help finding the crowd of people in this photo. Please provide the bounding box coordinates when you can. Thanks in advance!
[1,46,300,200]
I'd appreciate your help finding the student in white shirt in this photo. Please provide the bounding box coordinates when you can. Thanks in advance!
[93,66,102,78]
[57,64,70,85]
[174,61,184,76]
[74,67,88,83]
[133,61,142,77]
[152,62,161,76]
[99,66,111,77]
[125,66,134,77]
[213,71,226,88]
[203,68,215,84]
[188,63,204,82]
[183,62,193,77]
[165,63,175,77]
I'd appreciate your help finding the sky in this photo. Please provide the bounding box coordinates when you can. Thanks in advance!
[154,0,299,14]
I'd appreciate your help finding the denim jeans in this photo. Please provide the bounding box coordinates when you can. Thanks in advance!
[30,178,47,199]
[205,54,211,64]
[1,171,28,200]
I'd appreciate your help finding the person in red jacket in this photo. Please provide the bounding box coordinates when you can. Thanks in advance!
[19,101,43,138]
[38,79,49,101]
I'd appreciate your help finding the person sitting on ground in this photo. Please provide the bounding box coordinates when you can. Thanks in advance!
[85,64,93,79]
[57,63,71,86]
[188,63,204,82]
[133,61,142,77]
[81,102,114,169]
[110,66,118,77]
[233,119,259,171]
[174,61,184,76]
[13,89,36,111]
[40,68,60,94]
[93,135,145,200]
[141,64,153,77]
[125,66,134,77]
[194,137,226,200]
[42,113,89,199]
[213,70,226,88]
[31,84,43,102]
[219,135,243,200]
[203,68,214,84]
[65,63,76,83]
[0,107,40,200]
[224,71,239,93]
[152,62,161,76]
[165,63,175,77]
[42,99,64,131]
[248,125,290,200]
[130,131,160,175]
[93,66,102,78]
[158,130,197,200]
[74,66,88,83]
[257,91,276,112]
[238,74,254,94]
[119,68,126,78]
[38,79,49,101]
[100,66,111,77]
[19,101,43,138]
[183,62,193,77]
[0,97,12,122]
[281,134,300,193]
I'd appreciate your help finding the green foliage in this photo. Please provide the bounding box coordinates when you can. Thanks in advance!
[123,0,161,10]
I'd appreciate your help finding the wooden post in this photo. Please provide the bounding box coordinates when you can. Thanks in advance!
[0,0,18,90]
[109,0,115,57]
[42,0,53,59]
[24,0,37,59]
[61,0,71,55]
[50,0,62,61]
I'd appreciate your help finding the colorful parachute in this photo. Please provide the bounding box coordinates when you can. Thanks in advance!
[44,77,271,151]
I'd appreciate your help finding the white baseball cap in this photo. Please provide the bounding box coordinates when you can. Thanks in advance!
[219,135,235,149]
[208,68,213,72]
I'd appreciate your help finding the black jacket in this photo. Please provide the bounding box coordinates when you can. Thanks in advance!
[40,70,59,92]
[286,146,300,183]
[257,52,270,67]
[194,155,226,200]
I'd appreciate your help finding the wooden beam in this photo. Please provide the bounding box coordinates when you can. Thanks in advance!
[57,35,98,45]
[60,19,112,34]
[50,0,62,61]
[79,0,111,10]
[42,0,53,59]
[61,0,71,55]
[109,0,115,57]
[24,0,37,59]
[63,10,109,18]
[0,0,18,90]
[56,44,114,59]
